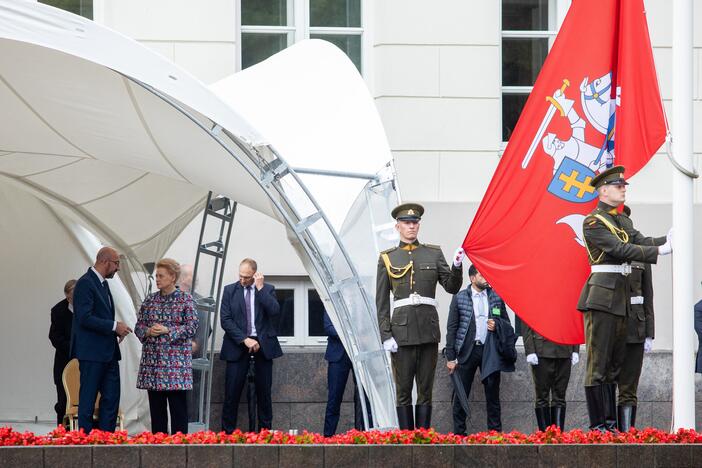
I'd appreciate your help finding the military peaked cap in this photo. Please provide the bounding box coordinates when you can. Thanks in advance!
[392,203,424,221]
[590,165,628,189]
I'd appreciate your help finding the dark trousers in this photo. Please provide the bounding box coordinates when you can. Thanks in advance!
[584,310,627,386]
[148,390,188,434]
[222,351,273,433]
[617,342,644,405]
[391,343,438,406]
[452,344,501,434]
[531,357,571,408]
[78,359,120,433]
[53,356,69,427]
[323,355,370,437]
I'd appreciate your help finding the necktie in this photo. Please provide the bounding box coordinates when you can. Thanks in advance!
[103,280,113,312]
[245,286,252,336]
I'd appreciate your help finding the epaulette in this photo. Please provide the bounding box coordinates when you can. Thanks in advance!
[423,243,442,250]
[380,246,397,255]
[584,214,599,227]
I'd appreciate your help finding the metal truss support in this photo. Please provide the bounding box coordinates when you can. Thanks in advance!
[131,78,398,430]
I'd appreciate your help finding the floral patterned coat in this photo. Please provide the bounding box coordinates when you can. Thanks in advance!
[135,289,198,391]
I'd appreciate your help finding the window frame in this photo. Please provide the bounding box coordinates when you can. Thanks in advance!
[500,0,570,145]
[236,0,368,79]
[268,276,328,348]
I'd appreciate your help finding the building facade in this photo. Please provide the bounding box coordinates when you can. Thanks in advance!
[41,0,702,351]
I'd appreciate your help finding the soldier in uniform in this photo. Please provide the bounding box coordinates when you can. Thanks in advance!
[522,321,579,431]
[376,203,464,429]
[616,205,655,431]
[577,166,672,432]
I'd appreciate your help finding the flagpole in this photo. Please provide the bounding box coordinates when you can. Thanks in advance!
[671,0,696,430]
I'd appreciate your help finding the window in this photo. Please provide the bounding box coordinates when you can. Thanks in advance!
[269,277,328,347]
[501,0,569,142]
[239,0,364,73]
[38,0,93,19]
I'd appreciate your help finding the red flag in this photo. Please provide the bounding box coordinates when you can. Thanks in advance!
[463,0,666,344]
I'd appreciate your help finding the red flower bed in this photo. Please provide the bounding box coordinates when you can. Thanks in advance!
[2,425,702,446]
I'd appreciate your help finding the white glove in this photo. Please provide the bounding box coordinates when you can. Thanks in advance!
[658,228,674,255]
[526,353,539,366]
[383,337,398,353]
[571,352,580,366]
[644,337,653,353]
[453,247,465,268]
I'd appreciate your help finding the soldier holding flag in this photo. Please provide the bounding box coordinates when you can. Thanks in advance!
[376,203,463,430]
[577,166,672,432]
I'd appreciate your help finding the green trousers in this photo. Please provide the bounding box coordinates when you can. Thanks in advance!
[617,342,644,405]
[391,343,438,406]
[531,357,571,408]
[584,310,627,386]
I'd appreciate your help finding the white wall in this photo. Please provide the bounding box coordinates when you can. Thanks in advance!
[96,0,237,84]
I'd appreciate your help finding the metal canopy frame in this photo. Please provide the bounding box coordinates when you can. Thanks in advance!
[129,77,398,430]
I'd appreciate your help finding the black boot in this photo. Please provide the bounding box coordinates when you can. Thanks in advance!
[603,383,618,432]
[535,407,551,431]
[584,385,607,432]
[550,406,566,431]
[617,405,636,432]
[414,404,432,429]
[396,406,415,430]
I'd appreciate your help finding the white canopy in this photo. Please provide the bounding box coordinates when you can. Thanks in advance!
[0,0,394,429]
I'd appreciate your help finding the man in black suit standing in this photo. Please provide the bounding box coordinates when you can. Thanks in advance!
[220,258,282,433]
[49,279,76,427]
[71,247,132,432]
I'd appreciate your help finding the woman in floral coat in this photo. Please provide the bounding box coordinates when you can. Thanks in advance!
[135,258,198,434]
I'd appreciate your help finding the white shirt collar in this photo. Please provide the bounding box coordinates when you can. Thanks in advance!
[471,285,486,296]
[91,266,105,284]
[68,303,73,312]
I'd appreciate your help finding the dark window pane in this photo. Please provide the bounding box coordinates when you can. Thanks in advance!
[310,0,361,27]
[39,0,92,19]
[276,289,295,336]
[502,0,549,31]
[241,0,288,26]
[502,38,548,86]
[307,290,326,337]
[310,34,361,73]
[502,93,530,141]
[241,33,288,69]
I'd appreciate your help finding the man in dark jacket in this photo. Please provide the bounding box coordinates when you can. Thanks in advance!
[376,203,463,429]
[616,205,656,431]
[322,311,371,436]
[522,322,579,431]
[445,264,512,434]
[220,258,282,433]
[49,279,76,427]
[578,166,670,432]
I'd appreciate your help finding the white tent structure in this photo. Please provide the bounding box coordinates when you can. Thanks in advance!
[0,0,398,431]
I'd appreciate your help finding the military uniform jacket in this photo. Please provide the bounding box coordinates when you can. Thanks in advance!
[577,201,665,317]
[522,321,578,359]
[376,240,462,346]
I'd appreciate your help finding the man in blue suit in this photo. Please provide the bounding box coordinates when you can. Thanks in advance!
[71,247,132,432]
[322,311,371,436]
[220,258,282,433]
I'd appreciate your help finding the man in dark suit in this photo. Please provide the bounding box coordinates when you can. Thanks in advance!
[322,311,371,436]
[71,247,132,432]
[445,264,512,434]
[49,279,76,427]
[220,258,282,433]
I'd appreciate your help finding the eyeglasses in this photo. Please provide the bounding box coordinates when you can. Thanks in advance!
[108,259,120,266]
